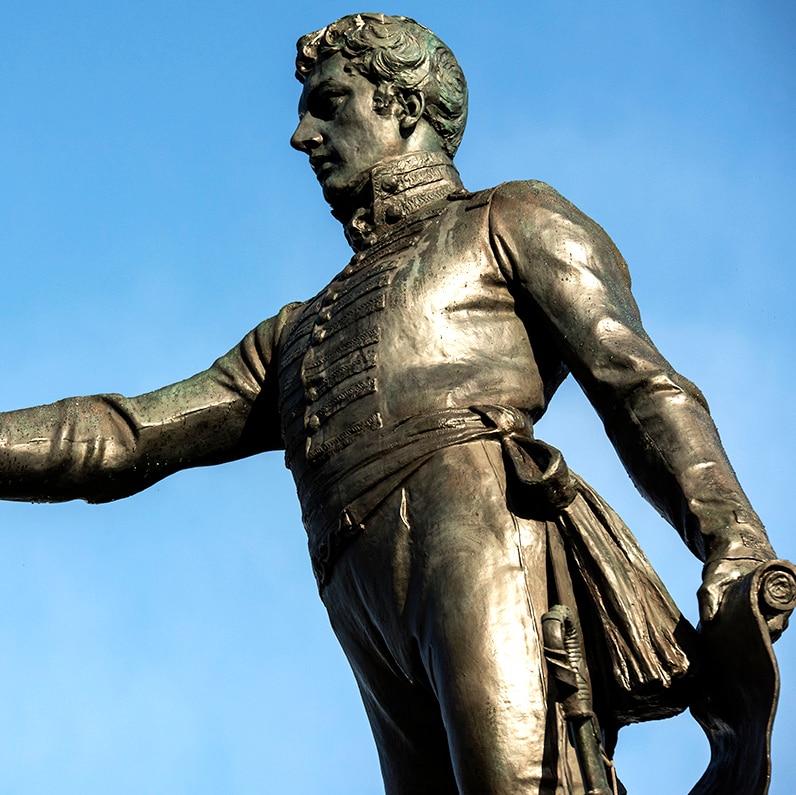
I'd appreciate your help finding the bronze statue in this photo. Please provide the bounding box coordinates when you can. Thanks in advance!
[0,13,792,794]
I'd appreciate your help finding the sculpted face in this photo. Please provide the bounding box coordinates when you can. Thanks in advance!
[290,53,409,208]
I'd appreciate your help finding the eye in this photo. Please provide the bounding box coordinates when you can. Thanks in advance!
[307,87,347,121]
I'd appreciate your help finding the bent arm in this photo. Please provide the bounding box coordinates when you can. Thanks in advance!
[0,303,299,503]
[490,181,775,571]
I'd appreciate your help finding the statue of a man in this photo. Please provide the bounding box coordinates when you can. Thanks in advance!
[0,13,788,794]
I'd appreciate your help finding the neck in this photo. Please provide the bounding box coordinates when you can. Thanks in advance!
[331,151,465,251]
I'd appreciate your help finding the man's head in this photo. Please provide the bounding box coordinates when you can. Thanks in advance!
[290,14,467,211]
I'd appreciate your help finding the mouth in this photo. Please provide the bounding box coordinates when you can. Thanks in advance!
[310,156,335,181]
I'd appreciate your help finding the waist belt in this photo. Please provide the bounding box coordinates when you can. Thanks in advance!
[302,404,576,590]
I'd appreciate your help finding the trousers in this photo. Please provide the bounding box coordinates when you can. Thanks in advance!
[321,439,584,794]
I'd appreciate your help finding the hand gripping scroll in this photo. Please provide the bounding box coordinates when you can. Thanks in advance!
[690,559,796,795]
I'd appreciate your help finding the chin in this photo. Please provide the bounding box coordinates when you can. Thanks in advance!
[321,171,368,208]
[320,180,344,204]
[319,172,350,195]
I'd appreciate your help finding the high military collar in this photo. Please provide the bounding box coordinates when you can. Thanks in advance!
[341,151,465,251]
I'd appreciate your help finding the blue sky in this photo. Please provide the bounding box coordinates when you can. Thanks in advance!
[0,2,794,793]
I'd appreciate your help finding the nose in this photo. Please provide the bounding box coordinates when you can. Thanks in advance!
[290,115,323,153]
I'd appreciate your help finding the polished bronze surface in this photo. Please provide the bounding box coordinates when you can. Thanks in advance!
[0,12,790,794]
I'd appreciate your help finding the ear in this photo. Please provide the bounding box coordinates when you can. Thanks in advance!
[397,90,426,135]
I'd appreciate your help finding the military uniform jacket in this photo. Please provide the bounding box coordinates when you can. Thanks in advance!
[0,153,773,592]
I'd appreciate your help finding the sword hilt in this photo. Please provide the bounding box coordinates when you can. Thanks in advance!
[543,604,614,795]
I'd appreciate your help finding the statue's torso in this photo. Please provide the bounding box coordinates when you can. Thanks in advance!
[277,192,553,479]
[272,188,574,553]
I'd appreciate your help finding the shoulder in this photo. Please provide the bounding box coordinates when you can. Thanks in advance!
[450,179,561,210]
[492,179,564,201]
[489,180,593,229]
[249,301,306,346]
[223,300,307,374]
[486,180,631,286]
[445,180,568,233]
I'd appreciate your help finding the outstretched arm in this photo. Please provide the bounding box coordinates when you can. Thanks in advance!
[489,181,776,621]
[0,303,299,504]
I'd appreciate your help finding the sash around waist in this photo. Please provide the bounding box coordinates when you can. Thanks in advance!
[297,405,576,590]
